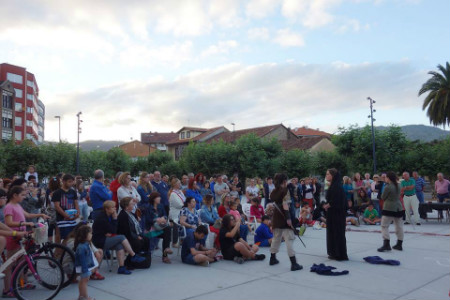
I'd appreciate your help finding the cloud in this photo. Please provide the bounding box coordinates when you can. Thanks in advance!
[247,27,270,40]
[273,28,305,47]
[201,40,239,57]
[44,61,428,142]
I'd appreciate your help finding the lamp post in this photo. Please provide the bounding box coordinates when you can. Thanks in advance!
[54,116,61,143]
[76,112,82,175]
[367,97,377,174]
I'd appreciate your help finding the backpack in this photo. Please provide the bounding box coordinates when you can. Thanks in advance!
[126,253,151,269]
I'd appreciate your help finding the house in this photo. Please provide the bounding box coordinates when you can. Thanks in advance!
[141,131,178,152]
[119,140,157,160]
[291,126,331,138]
[209,123,298,144]
[166,126,229,160]
[280,136,336,152]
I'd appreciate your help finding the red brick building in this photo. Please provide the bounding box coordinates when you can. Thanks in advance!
[119,140,157,160]
[0,63,44,144]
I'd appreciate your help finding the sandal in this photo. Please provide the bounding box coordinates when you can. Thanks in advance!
[18,283,36,290]
[164,248,173,255]
[90,272,105,280]
[162,255,171,264]
[2,290,15,298]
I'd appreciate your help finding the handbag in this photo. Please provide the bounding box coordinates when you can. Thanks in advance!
[371,192,378,201]
[153,216,169,231]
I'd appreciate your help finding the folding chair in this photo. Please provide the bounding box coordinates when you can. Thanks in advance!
[242,203,259,233]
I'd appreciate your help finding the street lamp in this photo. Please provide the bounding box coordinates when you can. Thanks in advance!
[54,116,61,143]
[76,112,82,175]
[367,97,377,174]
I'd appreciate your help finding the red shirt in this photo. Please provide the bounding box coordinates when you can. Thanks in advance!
[250,204,264,219]
[218,205,228,218]
[109,179,121,208]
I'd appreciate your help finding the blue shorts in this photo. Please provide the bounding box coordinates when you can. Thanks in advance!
[59,226,76,240]
[182,254,197,265]
[258,239,271,247]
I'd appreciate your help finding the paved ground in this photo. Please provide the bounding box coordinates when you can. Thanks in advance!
[56,215,449,300]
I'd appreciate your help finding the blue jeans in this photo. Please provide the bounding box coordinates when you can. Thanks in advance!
[79,202,90,221]
[416,191,424,204]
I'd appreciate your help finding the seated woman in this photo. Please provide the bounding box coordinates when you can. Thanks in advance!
[117,197,150,255]
[185,178,203,210]
[200,181,213,198]
[147,192,173,264]
[218,193,231,218]
[219,214,265,264]
[92,200,145,275]
[249,197,264,223]
[179,197,202,236]
[199,194,220,248]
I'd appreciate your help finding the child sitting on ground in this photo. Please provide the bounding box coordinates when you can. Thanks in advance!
[254,215,273,247]
[299,202,315,226]
[363,202,381,225]
[249,197,264,223]
[74,225,98,300]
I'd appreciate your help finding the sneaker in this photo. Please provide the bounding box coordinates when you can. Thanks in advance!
[130,255,145,263]
[117,266,132,275]
[234,257,244,264]
[254,254,266,261]
[199,261,209,267]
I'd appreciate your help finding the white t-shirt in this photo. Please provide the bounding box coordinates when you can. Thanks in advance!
[246,186,259,198]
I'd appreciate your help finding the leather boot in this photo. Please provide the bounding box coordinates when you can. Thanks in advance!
[377,240,391,252]
[392,240,403,251]
[269,253,279,265]
[289,256,303,271]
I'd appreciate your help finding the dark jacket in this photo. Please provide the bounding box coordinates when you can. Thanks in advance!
[148,204,167,227]
[270,187,291,229]
[92,211,118,249]
[117,210,140,241]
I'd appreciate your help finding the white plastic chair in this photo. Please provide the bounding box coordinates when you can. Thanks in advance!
[242,203,259,233]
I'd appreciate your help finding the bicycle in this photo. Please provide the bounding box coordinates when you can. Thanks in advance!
[0,228,64,300]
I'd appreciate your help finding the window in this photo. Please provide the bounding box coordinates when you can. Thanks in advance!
[15,116,22,126]
[181,132,185,139]
[26,133,32,140]
[2,130,12,140]
[27,94,34,100]
[26,120,33,127]
[15,131,22,140]
[2,117,12,129]
[26,107,33,114]
[14,89,23,98]
[15,102,22,112]
[27,80,34,88]
[2,94,12,109]
[186,131,191,138]
[6,73,23,84]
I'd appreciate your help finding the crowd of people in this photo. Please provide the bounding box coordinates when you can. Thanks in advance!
[0,165,449,300]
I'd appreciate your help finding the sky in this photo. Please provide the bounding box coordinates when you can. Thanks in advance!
[1,0,449,143]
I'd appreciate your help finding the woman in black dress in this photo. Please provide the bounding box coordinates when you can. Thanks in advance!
[323,168,348,261]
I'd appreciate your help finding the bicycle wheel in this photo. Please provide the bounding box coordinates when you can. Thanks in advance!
[12,256,64,300]
[37,243,76,288]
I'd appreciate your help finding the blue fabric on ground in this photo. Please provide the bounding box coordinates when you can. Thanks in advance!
[363,256,400,266]
[310,263,349,276]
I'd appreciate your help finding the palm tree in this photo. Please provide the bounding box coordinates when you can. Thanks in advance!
[418,62,450,128]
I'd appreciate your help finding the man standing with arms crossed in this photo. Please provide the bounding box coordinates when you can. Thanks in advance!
[401,172,421,226]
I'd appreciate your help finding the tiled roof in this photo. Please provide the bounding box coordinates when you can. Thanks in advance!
[292,127,331,137]
[176,127,208,134]
[280,136,330,151]
[166,126,228,145]
[208,124,284,143]
[141,132,178,144]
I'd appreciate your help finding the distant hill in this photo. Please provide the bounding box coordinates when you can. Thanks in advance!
[77,140,126,151]
[376,125,449,142]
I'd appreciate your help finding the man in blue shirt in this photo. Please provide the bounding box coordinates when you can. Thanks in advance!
[89,170,112,220]
[152,171,170,215]
[181,225,217,266]
[255,215,273,247]
[413,171,427,219]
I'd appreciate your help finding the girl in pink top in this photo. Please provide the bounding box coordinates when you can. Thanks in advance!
[229,201,242,221]
[249,198,264,223]
[3,186,49,297]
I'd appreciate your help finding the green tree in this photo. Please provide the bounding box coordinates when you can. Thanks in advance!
[37,142,77,177]
[279,149,312,178]
[419,62,450,128]
[105,148,131,177]
[312,150,348,177]
[147,151,174,171]
[79,150,109,178]
[1,140,40,177]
